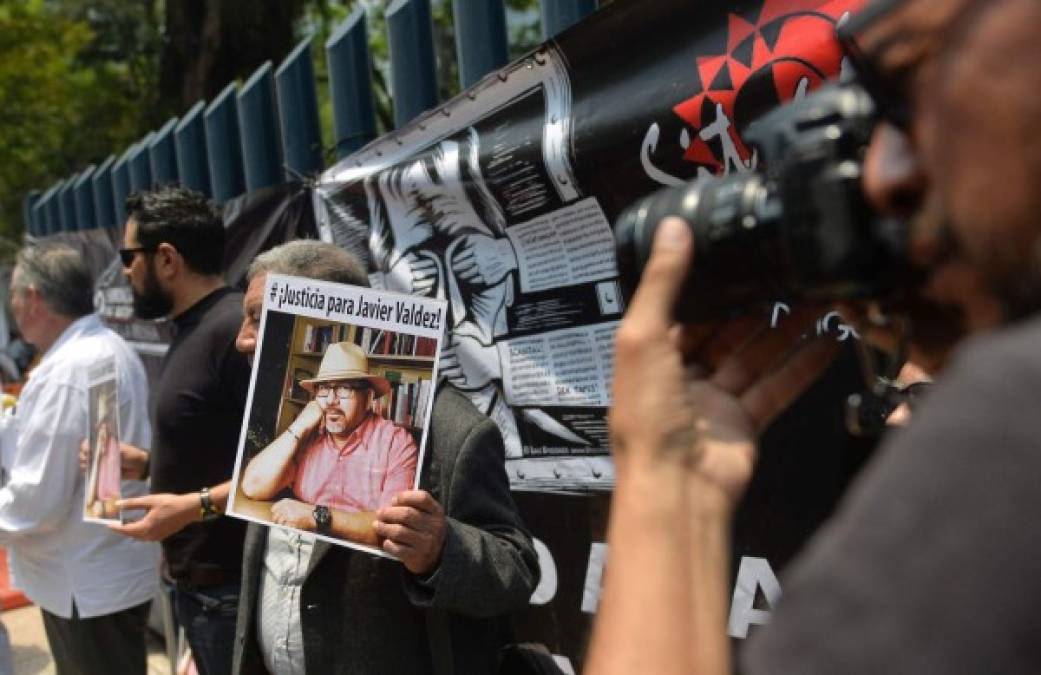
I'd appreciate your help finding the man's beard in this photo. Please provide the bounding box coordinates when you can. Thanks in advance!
[132,262,173,320]
[325,406,347,434]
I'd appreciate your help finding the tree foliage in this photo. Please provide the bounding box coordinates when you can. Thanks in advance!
[0,0,159,243]
[1,0,547,243]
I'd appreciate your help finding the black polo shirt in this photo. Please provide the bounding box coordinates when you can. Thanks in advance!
[152,287,251,583]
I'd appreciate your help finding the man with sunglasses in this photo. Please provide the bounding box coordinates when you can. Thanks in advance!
[109,186,252,675]
[240,341,418,546]
[590,0,1041,673]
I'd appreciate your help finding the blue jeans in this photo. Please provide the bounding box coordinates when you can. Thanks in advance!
[170,581,240,675]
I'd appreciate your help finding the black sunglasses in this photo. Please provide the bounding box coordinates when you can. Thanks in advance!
[836,0,913,131]
[118,246,154,267]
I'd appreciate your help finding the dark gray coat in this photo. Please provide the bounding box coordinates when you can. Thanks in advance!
[232,386,539,674]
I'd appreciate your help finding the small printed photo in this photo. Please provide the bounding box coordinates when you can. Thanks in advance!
[227,275,445,557]
[84,374,122,523]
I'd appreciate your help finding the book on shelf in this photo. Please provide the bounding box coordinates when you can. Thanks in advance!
[301,322,350,354]
[372,371,430,428]
[364,330,438,359]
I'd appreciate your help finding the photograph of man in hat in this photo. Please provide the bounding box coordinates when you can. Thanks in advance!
[240,341,419,548]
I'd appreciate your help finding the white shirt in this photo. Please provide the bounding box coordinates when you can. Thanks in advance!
[0,314,159,618]
[258,527,314,675]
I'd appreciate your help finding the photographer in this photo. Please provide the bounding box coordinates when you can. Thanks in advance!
[589,0,1041,673]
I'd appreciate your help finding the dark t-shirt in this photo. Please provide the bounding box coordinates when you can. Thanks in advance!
[743,316,1041,674]
[152,287,252,582]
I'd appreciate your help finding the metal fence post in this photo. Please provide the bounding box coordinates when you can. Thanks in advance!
[386,0,438,129]
[204,83,247,203]
[112,146,135,229]
[59,175,79,232]
[31,197,48,238]
[540,0,597,39]
[73,166,98,230]
[92,156,117,230]
[150,118,180,186]
[150,117,180,186]
[452,0,509,88]
[129,135,155,193]
[326,7,378,159]
[238,62,284,193]
[22,191,41,237]
[276,36,323,181]
[44,181,63,235]
[175,101,212,197]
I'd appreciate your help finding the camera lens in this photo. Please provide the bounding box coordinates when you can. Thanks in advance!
[615,172,788,322]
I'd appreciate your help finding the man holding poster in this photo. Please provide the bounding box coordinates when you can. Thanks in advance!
[240,341,418,543]
[229,241,538,675]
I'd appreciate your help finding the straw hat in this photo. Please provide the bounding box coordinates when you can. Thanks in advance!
[299,341,390,398]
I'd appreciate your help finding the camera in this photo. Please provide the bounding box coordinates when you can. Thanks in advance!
[614,82,915,322]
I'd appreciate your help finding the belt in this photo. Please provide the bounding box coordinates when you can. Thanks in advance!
[166,564,240,590]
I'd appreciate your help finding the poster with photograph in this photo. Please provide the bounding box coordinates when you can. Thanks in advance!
[227,274,447,556]
[84,357,122,524]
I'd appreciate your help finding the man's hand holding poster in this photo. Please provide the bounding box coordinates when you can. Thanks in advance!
[227,274,446,560]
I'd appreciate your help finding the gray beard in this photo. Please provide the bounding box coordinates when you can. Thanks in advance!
[325,407,347,435]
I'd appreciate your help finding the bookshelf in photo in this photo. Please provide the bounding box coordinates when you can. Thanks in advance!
[276,317,437,438]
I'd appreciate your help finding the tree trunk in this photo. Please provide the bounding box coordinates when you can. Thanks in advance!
[160,0,306,110]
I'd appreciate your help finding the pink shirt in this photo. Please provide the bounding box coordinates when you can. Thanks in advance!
[290,414,418,512]
[96,434,122,501]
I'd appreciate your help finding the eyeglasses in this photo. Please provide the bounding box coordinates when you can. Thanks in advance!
[837,31,913,131]
[315,383,369,399]
[836,0,914,131]
[118,246,154,266]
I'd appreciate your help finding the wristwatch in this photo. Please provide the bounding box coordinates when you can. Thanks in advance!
[198,486,220,521]
[313,504,332,534]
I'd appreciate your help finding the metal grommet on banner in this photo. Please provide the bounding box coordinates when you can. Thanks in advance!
[516,469,525,480]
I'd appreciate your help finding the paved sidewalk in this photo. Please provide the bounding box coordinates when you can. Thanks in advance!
[4,605,169,674]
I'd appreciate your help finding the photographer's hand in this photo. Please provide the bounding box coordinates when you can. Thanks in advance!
[589,218,838,675]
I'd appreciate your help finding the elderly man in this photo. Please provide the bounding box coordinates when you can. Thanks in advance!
[240,341,418,544]
[5,244,157,674]
[590,0,1041,673]
[231,240,538,675]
